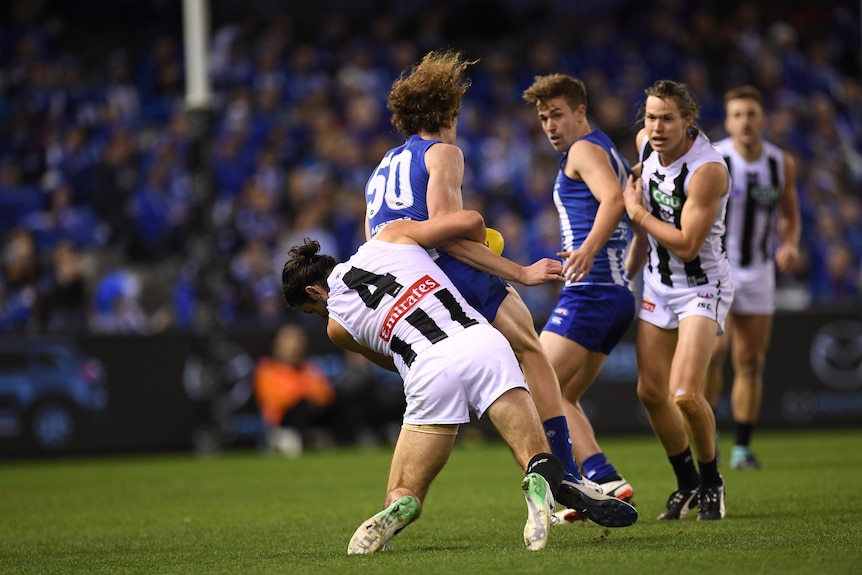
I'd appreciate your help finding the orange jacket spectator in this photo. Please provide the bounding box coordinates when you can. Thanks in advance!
[254,325,334,427]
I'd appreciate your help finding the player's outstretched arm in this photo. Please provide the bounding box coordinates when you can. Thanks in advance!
[441,239,564,286]
[625,225,648,280]
[327,319,397,372]
[377,209,486,249]
[775,151,801,272]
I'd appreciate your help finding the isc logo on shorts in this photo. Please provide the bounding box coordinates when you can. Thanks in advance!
[641,299,656,312]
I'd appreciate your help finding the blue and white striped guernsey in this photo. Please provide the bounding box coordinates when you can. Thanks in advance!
[553,130,632,288]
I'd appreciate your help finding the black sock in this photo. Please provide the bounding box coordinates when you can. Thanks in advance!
[698,457,722,487]
[668,447,700,491]
[526,452,564,494]
[734,422,754,447]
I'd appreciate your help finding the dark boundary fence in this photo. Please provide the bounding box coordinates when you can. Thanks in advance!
[1,307,860,457]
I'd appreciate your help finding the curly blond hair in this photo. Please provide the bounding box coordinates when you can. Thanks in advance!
[387,50,476,137]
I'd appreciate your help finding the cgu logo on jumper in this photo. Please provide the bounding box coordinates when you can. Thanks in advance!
[649,179,683,211]
[751,185,780,206]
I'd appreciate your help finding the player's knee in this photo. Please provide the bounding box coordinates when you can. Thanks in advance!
[493,306,542,356]
[506,330,542,357]
[401,423,459,436]
[673,390,701,416]
[637,378,665,408]
[735,353,765,378]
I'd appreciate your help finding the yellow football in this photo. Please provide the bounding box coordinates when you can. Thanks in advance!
[484,227,505,256]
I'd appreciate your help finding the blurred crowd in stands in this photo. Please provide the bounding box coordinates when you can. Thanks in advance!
[1,0,860,334]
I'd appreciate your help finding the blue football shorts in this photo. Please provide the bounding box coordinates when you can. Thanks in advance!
[541,284,635,355]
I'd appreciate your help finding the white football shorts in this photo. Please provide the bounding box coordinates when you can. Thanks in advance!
[401,324,528,425]
[730,262,775,315]
[639,272,734,336]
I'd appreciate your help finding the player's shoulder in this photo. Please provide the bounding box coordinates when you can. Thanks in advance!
[712,137,733,154]
[636,129,651,161]
[691,133,725,164]
[688,160,730,198]
[569,133,611,162]
[760,139,787,159]
[425,141,464,165]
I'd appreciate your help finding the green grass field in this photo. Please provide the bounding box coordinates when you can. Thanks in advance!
[2,428,861,575]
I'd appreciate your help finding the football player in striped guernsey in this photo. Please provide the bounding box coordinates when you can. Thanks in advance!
[281,209,636,553]
[705,85,801,471]
[623,80,734,521]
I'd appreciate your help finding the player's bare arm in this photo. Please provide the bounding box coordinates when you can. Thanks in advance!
[625,224,649,280]
[621,150,649,283]
[775,151,801,272]
[379,209,486,249]
[634,128,648,161]
[425,143,465,217]
[672,162,728,260]
[327,320,397,372]
[443,242,565,285]
[622,131,649,220]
